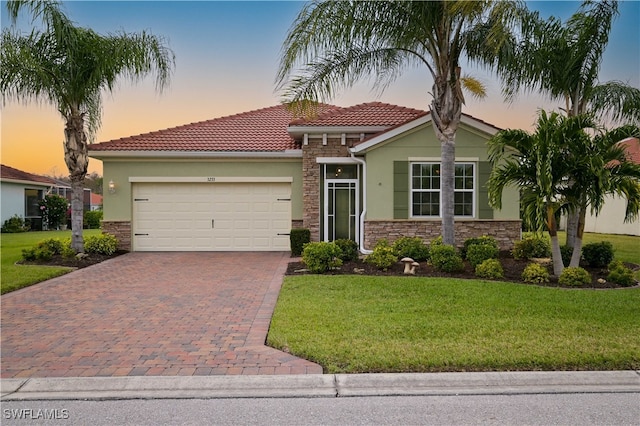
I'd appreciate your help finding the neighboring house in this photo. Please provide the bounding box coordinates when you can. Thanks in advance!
[90,193,103,211]
[0,164,56,230]
[584,137,640,236]
[89,102,521,252]
[50,178,94,211]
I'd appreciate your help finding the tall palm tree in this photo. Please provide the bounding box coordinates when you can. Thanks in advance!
[488,111,596,276]
[503,0,640,247]
[564,125,640,267]
[1,0,174,252]
[276,0,528,246]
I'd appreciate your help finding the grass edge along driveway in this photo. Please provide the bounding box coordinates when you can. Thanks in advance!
[268,275,640,374]
[1,229,101,294]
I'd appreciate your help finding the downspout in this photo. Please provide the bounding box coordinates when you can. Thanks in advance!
[350,151,372,254]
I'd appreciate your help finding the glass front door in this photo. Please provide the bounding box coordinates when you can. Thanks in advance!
[324,179,359,241]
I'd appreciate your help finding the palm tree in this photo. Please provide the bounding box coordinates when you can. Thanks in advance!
[563,125,640,267]
[488,111,596,276]
[503,0,640,248]
[276,0,528,246]
[1,0,174,252]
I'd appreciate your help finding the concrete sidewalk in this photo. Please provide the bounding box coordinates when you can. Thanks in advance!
[2,371,638,401]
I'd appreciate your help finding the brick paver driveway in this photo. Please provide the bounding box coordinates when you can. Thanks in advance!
[1,252,321,378]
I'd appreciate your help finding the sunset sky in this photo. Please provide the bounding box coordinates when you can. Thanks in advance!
[1,0,639,176]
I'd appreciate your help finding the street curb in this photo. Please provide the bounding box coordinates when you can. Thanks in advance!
[1,371,639,401]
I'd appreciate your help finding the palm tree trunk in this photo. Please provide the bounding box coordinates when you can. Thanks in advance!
[440,135,456,246]
[547,205,564,276]
[565,210,578,248]
[569,205,587,267]
[64,111,88,253]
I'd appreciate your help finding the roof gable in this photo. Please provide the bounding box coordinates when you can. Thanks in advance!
[1,164,56,186]
[289,102,427,128]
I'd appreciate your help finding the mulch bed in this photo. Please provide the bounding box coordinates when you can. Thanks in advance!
[287,252,640,289]
[19,251,127,269]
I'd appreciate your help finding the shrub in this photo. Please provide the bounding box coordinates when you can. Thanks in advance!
[466,244,499,267]
[475,258,504,280]
[521,263,550,284]
[461,235,499,259]
[334,239,359,262]
[365,240,397,271]
[39,194,68,230]
[302,241,342,273]
[21,238,66,261]
[84,233,118,256]
[429,245,464,273]
[429,235,444,249]
[607,260,635,287]
[512,236,551,260]
[392,236,429,261]
[1,215,30,233]
[560,245,573,267]
[84,210,103,229]
[558,267,591,287]
[582,241,614,268]
[290,228,311,256]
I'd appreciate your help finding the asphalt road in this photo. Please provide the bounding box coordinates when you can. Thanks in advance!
[2,392,639,425]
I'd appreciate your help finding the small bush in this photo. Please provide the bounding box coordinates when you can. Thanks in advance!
[21,238,66,262]
[1,215,30,233]
[334,239,359,262]
[365,240,397,271]
[512,236,551,260]
[582,241,614,268]
[521,263,550,284]
[429,235,444,249]
[84,210,103,229]
[558,267,591,287]
[461,235,499,259]
[466,244,499,267]
[429,245,464,273]
[392,236,429,261]
[475,258,504,280]
[84,233,118,256]
[302,241,342,274]
[560,245,573,267]
[607,260,635,287]
[290,228,311,256]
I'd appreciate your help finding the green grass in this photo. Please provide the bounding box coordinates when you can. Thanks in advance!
[268,275,640,373]
[535,231,640,264]
[1,230,101,294]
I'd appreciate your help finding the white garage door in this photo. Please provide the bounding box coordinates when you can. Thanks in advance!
[132,182,291,251]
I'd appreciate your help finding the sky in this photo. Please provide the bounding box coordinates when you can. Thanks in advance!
[1,0,639,176]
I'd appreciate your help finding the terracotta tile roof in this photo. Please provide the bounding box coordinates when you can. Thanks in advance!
[90,193,103,205]
[289,102,427,127]
[91,104,341,152]
[619,137,640,164]
[1,164,56,185]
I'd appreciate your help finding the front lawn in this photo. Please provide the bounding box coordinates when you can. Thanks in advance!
[548,232,639,264]
[1,230,101,294]
[268,275,640,373]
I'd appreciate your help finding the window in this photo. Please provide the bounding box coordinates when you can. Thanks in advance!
[410,162,475,217]
[25,189,43,217]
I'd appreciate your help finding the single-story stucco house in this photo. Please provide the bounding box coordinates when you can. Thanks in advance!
[89,102,521,252]
[584,137,640,236]
[0,164,57,230]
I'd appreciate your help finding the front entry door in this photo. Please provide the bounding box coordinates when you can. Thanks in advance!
[324,179,359,241]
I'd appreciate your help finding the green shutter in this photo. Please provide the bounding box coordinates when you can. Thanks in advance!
[394,161,409,219]
[478,161,493,219]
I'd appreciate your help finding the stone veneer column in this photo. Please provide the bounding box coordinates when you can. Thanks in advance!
[102,221,131,251]
[302,137,352,241]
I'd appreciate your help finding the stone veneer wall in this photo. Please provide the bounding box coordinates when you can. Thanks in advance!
[291,219,304,229]
[364,219,522,251]
[102,221,132,251]
[302,137,353,241]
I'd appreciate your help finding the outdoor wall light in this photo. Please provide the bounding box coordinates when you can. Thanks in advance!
[108,180,116,194]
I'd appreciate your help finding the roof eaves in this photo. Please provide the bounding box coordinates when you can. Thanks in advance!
[89,149,303,159]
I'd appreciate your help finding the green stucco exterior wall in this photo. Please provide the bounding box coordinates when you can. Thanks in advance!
[101,159,303,222]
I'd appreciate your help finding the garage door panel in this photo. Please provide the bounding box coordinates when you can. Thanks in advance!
[133,182,291,251]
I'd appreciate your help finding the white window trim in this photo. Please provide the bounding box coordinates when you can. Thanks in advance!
[409,162,476,219]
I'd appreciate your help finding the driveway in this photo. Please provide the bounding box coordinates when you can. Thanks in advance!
[1,252,321,378]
